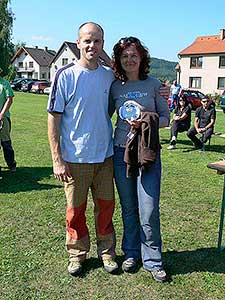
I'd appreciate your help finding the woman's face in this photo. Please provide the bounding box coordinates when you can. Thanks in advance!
[179,99,185,107]
[120,44,141,77]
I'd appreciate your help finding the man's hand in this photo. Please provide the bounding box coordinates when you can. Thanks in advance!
[53,160,71,182]
[197,128,205,134]
[159,85,170,99]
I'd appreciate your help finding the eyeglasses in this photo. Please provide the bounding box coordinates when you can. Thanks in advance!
[179,99,185,102]
[119,37,141,45]
[202,100,208,103]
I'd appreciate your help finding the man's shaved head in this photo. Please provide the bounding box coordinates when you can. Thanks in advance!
[78,22,104,39]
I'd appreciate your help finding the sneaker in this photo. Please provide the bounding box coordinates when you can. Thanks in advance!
[9,166,16,173]
[122,258,138,273]
[102,258,118,274]
[167,144,176,150]
[9,161,17,173]
[68,261,83,276]
[150,269,167,283]
[170,136,176,145]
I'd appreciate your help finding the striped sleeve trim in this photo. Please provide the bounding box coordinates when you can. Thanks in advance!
[48,63,75,111]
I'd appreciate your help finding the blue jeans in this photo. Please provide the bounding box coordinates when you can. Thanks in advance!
[170,94,179,111]
[113,146,163,270]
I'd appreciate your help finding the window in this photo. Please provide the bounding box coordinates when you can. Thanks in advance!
[41,73,46,79]
[18,62,23,68]
[62,58,68,66]
[218,77,225,89]
[29,62,33,68]
[219,56,225,68]
[189,77,201,88]
[190,56,203,68]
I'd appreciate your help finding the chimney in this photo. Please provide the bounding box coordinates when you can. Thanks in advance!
[45,46,48,51]
[35,46,38,49]
[220,29,225,40]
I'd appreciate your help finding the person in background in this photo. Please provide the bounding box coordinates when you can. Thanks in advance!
[167,95,191,150]
[187,97,216,150]
[169,80,182,112]
[0,67,16,172]
[109,36,170,282]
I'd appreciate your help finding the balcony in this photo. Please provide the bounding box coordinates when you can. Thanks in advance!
[16,67,35,72]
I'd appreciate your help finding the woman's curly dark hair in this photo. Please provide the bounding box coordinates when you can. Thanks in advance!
[111,37,150,82]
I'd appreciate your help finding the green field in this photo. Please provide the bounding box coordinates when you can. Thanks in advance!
[0,92,225,300]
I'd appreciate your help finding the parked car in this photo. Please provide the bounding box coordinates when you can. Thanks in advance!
[20,81,35,92]
[220,90,225,113]
[167,89,214,110]
[30,81,51,94]
[43,86,52,95]
[11,78,34,91]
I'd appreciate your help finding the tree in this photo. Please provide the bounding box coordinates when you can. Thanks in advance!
[14,41,26,53]
[0,0,14,76]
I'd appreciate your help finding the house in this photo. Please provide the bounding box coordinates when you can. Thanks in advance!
[177,29,225,95]
[11,46,56,81]
[49,41,111,81]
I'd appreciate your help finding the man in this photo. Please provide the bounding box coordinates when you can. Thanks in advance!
[187,97,216,150]
[169,80,182,111]
[47,22,119,276]
[47,22,170,277]
[0,68,16,172]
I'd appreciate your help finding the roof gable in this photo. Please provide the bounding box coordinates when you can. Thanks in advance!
[179,32,225,56]
[11,47,56,66]
[50,41,111,67]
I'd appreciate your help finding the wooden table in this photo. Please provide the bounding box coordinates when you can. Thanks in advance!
[207,160,225,251]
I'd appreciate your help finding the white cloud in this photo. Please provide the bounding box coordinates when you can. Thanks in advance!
[31,35,53,42]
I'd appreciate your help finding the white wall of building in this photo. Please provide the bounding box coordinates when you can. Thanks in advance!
[50,45,77,81]
[12,52,40,79]
[179,54,225,95]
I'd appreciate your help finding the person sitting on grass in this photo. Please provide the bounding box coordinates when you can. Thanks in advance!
[187,97,216,150]
[167,95,191,150]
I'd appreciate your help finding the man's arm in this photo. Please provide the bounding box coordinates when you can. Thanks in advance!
[202,117,215,132]
[0,96,13,120]
[48,112,71,182]
[159,84,170,99]
[194,116,201,133]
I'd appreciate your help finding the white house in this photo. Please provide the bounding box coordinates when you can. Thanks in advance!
[49,41,111,81]
[177,29,225,95]
[11,46,56,81]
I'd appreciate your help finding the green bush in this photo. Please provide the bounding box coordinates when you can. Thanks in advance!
[206,92,221,106]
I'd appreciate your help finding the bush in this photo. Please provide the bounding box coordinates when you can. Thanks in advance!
[206,93,221,106]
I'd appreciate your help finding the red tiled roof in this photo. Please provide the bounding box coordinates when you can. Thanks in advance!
[179,35,225,56]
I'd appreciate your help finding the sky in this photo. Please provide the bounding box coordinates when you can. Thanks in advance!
[10,0,225,62]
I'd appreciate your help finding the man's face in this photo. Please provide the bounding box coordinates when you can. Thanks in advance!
[77,24,104,65]
[201,98,209,108]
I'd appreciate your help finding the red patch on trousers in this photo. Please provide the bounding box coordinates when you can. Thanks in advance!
[66,202,88,240]
[97,199,115,235]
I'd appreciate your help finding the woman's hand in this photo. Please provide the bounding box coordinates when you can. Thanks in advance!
[127,119,142,128]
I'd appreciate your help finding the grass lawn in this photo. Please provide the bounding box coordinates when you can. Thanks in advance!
[0,92,225,300]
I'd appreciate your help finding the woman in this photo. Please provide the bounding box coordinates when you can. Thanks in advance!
[167,95,191,150]
[109,37,170,282]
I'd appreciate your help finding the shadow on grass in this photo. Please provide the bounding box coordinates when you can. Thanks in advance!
[0,166,62,193]
[161,138,225,154]
[74,255,142,278]
[163,247,225,275]
[74,249,225,278]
